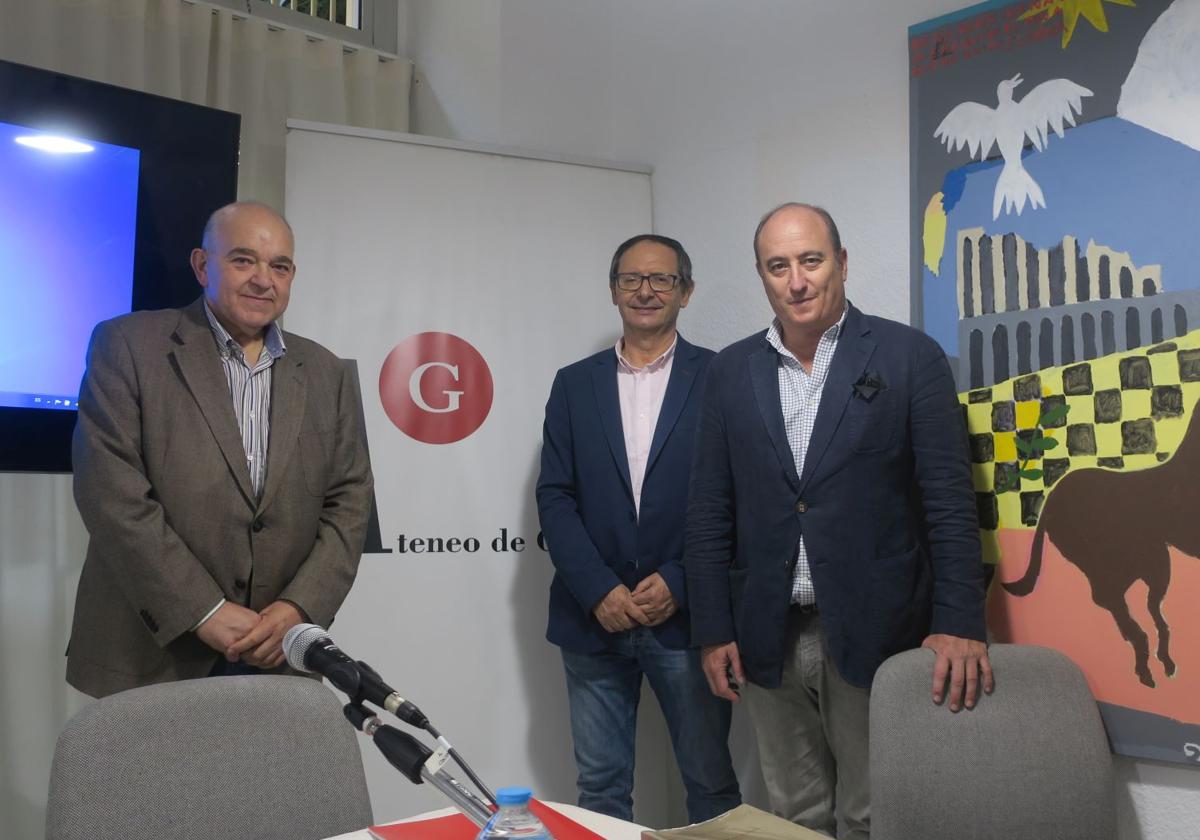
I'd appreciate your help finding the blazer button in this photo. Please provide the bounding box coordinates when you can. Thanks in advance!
[234,578,248,590]
[795,501,808,513]
[252,518,264,533]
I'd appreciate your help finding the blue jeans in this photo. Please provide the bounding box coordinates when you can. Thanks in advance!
[561,626,741,823]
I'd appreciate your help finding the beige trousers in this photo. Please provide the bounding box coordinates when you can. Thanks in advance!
[743,609,871,839]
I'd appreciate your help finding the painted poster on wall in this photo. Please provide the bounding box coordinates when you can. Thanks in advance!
[909,0,1200,766]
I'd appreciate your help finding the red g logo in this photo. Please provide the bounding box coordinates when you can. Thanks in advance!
[379,333,494,444]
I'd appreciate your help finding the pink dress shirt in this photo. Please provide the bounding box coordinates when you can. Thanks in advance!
[615,336,677,516]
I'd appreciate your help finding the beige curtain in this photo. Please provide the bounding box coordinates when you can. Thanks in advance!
[0,3,410,837]
[0,475,86,840]
[0,0,412,207]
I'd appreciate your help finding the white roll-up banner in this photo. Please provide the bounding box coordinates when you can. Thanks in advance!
[284,123,677,824]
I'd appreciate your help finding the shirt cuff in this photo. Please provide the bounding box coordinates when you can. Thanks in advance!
[190,598,226,632]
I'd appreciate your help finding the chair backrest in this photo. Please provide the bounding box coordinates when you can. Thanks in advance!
[869,644,1115,840]
[46,675,373,840]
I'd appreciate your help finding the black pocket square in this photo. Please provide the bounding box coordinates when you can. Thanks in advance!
[853,370,885,401]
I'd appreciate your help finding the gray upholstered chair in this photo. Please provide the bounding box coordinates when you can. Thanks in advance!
[46,675,373,840]
[870,644,1115,840]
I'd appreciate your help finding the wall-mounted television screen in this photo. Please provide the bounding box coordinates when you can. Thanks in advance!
[0,60,240,472]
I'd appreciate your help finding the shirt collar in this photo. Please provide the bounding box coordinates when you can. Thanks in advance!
[615,334,678,373]
[203,300,287,361]
[765,303,848,361]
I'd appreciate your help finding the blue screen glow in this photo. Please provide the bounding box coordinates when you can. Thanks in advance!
[0,120,140,410]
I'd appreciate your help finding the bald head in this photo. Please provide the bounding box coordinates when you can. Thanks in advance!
[752,202,842,267]
[201,201,294,254]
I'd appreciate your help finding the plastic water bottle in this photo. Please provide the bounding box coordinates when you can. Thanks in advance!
[475,786,554,839]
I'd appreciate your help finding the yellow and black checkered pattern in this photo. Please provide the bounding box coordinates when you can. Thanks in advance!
[959,333,1200,536]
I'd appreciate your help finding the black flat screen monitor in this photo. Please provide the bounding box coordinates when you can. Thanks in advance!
[0,60,240,472]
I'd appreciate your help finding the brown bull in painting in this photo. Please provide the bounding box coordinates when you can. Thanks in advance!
[1002,406,1200,688]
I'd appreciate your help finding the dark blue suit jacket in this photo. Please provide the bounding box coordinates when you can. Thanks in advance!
[537,336,714,653]
[685,305,985,689]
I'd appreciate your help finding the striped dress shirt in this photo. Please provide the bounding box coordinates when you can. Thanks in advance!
[203,301,287,499]
[192,303,287,627]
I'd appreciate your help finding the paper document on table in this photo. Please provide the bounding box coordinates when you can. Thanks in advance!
[640,804,828,839]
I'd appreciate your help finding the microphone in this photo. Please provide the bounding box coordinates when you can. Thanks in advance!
[282,623,429,728]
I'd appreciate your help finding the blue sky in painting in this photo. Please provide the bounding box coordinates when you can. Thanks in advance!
[923,116,1200,358]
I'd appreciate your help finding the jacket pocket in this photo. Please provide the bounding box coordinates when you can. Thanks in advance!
[847,390,901,453]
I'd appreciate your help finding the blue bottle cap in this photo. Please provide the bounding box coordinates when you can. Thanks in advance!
[495,786,533,805]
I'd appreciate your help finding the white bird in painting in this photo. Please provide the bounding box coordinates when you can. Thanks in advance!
[935,73,1092,219]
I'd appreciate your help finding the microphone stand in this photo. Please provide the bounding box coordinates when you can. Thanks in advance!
[281,625,495,814]
[344,703,494,828]
[354,662,496,807]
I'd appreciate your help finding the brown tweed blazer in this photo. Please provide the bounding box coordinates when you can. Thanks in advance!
[67,298,373,697]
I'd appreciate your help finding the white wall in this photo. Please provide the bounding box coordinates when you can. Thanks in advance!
[403,1,1200,837]
[406,0,921,342]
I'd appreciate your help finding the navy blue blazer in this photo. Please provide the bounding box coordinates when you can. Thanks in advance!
[685,305,985,689]
[537,336,714,654]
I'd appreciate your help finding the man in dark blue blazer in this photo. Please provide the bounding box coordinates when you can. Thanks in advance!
[686,204,993,838]
[537,234,740,824]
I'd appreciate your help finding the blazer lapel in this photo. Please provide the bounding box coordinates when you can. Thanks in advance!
[749,337,800,491]
[258,350,306,513]
[798,305,876,493]
[169,302,256,507]
[591,353,634,500]
[644,338,700,478]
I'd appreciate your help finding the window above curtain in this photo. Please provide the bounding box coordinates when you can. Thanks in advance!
[0,0,413,207]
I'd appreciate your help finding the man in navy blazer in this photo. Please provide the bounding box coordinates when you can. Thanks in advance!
[537,234,740,824]
[686,204,992,838]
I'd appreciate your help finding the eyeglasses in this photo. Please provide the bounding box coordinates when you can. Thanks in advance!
[614,273,681,292]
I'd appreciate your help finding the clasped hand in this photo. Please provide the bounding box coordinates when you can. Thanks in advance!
[194,600,304,669]
[592,573,677,632]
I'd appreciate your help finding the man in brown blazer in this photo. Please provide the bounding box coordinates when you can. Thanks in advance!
[67,201,373,698]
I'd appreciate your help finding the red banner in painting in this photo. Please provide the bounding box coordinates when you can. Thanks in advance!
[910,1,1063,78]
